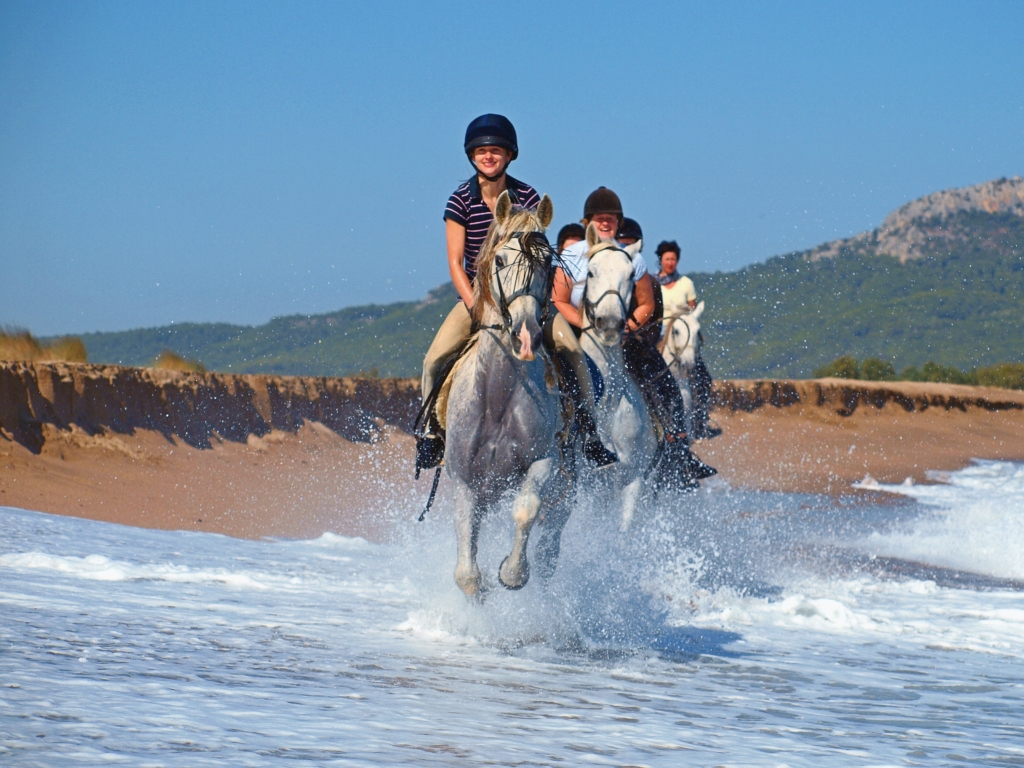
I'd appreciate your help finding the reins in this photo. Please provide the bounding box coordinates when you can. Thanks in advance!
[662,315,694,373]
[579,245,635,334]
[480,231,557,339]
[582,288,629,333]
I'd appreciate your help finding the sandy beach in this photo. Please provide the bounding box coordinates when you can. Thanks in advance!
[3,362,1023,540]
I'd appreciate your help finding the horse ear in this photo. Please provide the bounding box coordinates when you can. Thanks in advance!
[586,222,600,248]
[624,239,643,258]
[693,300,705,319]
[537,195,553,229]
[495,190,512,225]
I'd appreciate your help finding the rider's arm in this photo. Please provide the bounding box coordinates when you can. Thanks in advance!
[551,267,582,327]
[628,273,656,332]
[446,219,474,308]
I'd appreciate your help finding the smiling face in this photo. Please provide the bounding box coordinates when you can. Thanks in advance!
[472,146,512,178]
[590,213,620,241]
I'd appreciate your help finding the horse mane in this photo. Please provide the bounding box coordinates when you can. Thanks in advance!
[471,206,553,325]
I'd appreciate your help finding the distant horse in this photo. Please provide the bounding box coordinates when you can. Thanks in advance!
[661,301,705,437]
[578,226,657,531]
[443,191,569,598]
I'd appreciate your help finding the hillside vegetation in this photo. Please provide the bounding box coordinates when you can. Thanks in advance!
[814,355,1024,390]
[698,209,1023,377]
[72,285,456,377]
[53,177,1023,379]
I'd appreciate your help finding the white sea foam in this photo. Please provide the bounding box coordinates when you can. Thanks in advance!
[0,550,268,588]
[855,460,1024,579]
[2,464,1024,766]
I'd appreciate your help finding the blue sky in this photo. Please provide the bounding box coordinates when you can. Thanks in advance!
[2,0,1021,335]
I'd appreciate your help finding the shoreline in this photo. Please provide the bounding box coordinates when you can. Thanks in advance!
[3,362,1023,540]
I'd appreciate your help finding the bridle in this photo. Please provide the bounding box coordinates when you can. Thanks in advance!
[581,246,634,335]
[479,231,556,341]
[662,313,695,371]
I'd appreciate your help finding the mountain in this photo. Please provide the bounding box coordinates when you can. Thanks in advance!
[58,176,1023,378]
[73,284,458,377]
[697,176,1023,377]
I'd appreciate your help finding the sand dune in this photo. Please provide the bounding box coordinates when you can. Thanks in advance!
[3,362,1023,539]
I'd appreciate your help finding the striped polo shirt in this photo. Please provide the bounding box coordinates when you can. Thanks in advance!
[444,174,541,280]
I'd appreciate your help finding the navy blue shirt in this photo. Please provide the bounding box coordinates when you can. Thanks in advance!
[444,175,541,280]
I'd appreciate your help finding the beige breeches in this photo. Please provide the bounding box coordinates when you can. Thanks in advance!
[422,301,474,400]
[421,303,597,412]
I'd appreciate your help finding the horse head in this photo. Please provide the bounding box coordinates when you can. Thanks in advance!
[472,191,554,361]
[581,222,638,346]
[665,300,704,370]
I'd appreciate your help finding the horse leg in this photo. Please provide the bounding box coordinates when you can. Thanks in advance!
[534,480,574,583]
[452,480,484,598]
[619,475,644,532]
[679,377,694,439]
[499,457,554,590]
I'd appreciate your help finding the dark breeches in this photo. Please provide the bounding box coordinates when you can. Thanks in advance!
[692,355,713,433]
[622,333,688,436]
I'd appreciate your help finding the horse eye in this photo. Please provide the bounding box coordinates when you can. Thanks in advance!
[496,257,505,268]
[587,270,595,278]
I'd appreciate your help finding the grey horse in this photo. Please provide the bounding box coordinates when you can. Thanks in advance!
[578,226,657,531]
[443,191,570,598]
[662,300,705,438]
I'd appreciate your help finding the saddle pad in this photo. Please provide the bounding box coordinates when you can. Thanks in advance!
[434,353,468,432]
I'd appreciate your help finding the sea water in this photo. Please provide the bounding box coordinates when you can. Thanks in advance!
[2,460,1023,766]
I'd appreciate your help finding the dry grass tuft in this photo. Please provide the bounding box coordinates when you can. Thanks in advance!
[152,349,207,373]
[0,327,88,363]
[42,336,88,362]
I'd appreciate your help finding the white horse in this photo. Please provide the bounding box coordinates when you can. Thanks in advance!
[578,227,657,531]
[443,191,570,598]
[661,300,705,437]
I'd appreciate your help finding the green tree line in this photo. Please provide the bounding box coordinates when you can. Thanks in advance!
[813,355,1024,390]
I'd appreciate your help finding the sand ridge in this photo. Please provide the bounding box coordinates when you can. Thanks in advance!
[2,362,1023,539]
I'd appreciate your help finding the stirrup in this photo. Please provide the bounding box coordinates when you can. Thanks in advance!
[415,434,445,478]
[583,435,618,468]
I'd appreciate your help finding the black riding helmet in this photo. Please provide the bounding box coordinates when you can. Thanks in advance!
[556,223,586,252]
[617,217,643,242]
[583,187,623,220]
[464,114,519,160]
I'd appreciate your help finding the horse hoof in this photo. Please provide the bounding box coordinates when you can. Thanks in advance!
[498,556,529,591]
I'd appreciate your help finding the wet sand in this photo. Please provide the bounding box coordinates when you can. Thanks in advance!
[698,399,1024,494]
[3,363,1023,539]
[1,422,419,542]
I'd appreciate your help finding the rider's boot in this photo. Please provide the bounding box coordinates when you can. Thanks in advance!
[665,432,717,484]
[415,414,445,478]
[577,407,618,468]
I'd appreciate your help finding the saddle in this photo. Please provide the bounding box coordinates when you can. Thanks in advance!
[421,326,569,437]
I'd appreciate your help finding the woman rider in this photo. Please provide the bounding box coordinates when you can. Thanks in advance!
[656,240,719,440]
[655,240,697,320]
[417,115,617,472]
[617,217,664,349]
[556,223,586,254]
[552,187,716,484]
